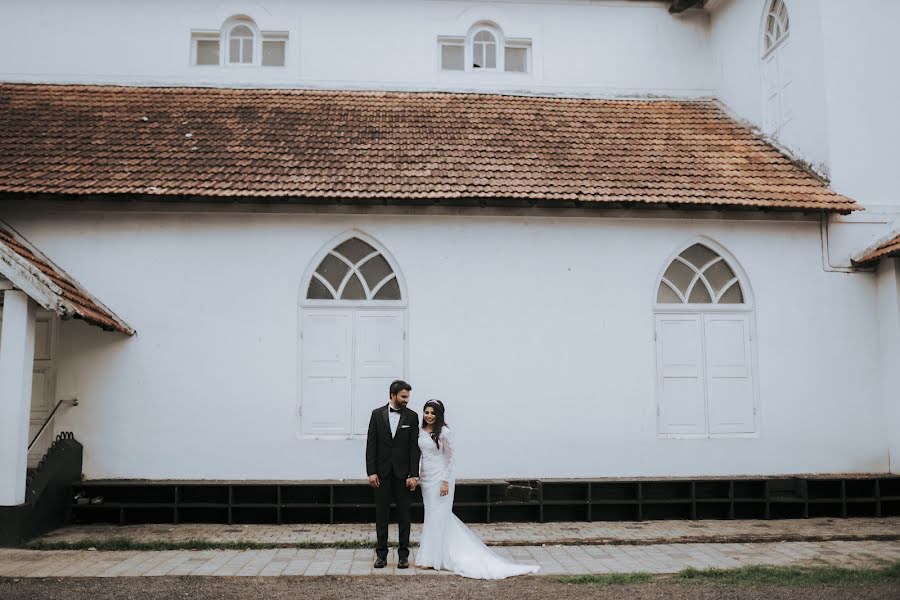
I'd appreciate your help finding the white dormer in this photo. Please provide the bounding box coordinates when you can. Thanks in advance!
[438,21,531,74]
[191,15,288,68]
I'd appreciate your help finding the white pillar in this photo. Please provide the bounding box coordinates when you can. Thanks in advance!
[0,290,36,506]
[876,259,900,474]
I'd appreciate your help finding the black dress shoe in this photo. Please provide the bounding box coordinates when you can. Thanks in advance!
[374,557,387,568]
[397,558,409,569]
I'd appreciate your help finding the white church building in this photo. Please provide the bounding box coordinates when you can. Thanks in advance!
[0,0,898,529]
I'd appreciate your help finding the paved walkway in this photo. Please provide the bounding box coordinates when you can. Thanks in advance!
[2,518,898,578]
[32,517,900,546]
[2,540,899,577]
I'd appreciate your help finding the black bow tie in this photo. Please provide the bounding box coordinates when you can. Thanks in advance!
[390,407,403,414]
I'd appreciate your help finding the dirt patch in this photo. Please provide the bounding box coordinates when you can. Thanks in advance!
[1,576,898,600]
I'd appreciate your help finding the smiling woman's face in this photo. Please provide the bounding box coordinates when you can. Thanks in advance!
[423,406,436,425]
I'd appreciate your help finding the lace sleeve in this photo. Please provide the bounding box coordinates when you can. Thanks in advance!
[440,427,455,483]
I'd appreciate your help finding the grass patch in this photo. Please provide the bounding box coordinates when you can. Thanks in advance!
[24,537,389,551]
[554,573,657,585]
[672,561,900,586]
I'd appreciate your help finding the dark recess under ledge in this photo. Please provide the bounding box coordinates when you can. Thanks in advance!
[69,475,900,525]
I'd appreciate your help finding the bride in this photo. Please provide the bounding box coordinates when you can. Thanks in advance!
[414,399,539,579]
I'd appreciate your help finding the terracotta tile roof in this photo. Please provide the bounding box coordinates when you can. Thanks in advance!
[853,233,900,265]
[0,224,132,334]
[0,83,858,212]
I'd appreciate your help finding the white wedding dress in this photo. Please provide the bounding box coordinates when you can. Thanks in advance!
[415,426,539,579]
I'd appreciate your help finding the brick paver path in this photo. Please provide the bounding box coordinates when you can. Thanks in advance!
[33,517,900,547]
[2,540,899,577]
[4,518,898,578]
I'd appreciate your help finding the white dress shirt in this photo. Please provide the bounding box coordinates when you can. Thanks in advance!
[388,403,401,437]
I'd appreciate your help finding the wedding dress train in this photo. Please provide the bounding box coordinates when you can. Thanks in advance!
[415,426,539,579]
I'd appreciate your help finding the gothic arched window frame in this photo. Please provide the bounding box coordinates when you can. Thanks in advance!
[653,238,759,438]
[656,243,747,306]
[298,231,409,438]
[301,231,408,308]
[762,0,790,57]
[760,0,793,134]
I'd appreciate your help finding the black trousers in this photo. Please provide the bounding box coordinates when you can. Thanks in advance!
[374,474,412,560]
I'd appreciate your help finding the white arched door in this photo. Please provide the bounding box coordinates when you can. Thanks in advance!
[654,242,757,436]
[300,235,407,436]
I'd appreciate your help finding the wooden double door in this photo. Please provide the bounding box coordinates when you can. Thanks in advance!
[300,309,406,436]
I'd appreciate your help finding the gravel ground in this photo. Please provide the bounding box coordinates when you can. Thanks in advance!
[1,576,898,600]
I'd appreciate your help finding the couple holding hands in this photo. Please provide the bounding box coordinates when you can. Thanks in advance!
[365,380,539,579]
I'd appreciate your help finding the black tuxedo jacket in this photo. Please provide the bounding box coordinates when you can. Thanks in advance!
[366,405,421,480]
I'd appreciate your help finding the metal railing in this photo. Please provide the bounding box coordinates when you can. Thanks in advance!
[28,398,78,452]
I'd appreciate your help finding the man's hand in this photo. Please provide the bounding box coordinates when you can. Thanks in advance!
[440,481,449,497]
[368,474,380,489]
[406,478,418,491]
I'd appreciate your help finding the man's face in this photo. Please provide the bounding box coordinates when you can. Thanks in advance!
[391,389,410,408]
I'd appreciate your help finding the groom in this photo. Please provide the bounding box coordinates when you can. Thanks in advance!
[366,379,421,569]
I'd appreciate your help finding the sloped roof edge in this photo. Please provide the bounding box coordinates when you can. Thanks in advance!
[0,223,134,335]
[852,231,900,266]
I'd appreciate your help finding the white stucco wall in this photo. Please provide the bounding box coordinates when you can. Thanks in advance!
[0,0,713,97]
[710,0,830,172]
[1,207,888,480]
[709,0,900,210]
[0,0,894,481]
[817,1,900,210]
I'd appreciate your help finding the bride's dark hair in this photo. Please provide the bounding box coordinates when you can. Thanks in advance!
[422,399,447,449]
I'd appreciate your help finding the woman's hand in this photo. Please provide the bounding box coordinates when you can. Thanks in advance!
[440,481,449,497]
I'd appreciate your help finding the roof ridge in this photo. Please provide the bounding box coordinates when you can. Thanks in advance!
[0,81,718,104]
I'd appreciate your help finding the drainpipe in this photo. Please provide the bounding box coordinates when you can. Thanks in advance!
[820,213,866,273]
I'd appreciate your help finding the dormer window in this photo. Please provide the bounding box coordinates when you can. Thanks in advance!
[439,22,531,74]
[191,16,287,68]
[262,34,288,67]
[504,44,528,73]
[228,24,255,64]
[440,38,464,71]
[472,30,497,69]
[193,34,220,66]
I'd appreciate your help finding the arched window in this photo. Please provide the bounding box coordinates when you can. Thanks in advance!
[761,0,792,133]
[300,234,406,437]
[472,30,497,69]
[192,16,287,67]
[764,0,790,53]
[438,22,530,73]
[657,243,744,305]
[654,241,757,437]
[228,23,255,64]
[306,237,401,301]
